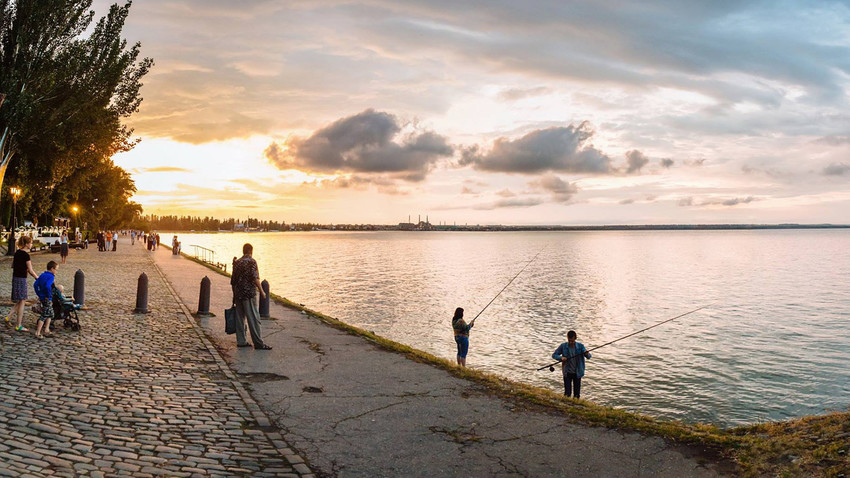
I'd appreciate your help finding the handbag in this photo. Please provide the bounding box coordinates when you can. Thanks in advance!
[224,305,238,335]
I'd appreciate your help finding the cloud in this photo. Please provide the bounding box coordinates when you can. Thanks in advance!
[264,109,453,181]
[685,158,707,167]
[625,150,650,174]
[459,121,612,174]
[461,186,478,194]
[619,198,634,205]
[135,166,192,173]
[473,198,544,210]
[498,86,552,101]
[678,196,756,207]
[496,189,516,198]
[530,174,578,203]
[823,163,850,176]
[815,136,850,146]
[660,158,674,169]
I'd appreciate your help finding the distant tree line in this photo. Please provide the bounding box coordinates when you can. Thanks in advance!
[139,215,287,232]
[0,0,151,231]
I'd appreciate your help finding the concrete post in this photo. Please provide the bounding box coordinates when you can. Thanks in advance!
[259,280,270,318]
[73,269,85,306]
[134,273,149,313]
[197,276,211,316]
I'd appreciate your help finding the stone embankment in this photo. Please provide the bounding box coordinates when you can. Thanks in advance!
[0,242,313,477]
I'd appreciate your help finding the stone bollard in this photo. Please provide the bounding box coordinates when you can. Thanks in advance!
[134,273,149,314]
[259,280,270,318]
[73,269,85,306]
[197,276,211,316]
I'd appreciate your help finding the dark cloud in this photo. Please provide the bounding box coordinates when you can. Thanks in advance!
[625,150,649,174]
[678,197,694,207]
[459,122,612,174]
[660,158,674,169]
[685,158,707,167]
[619,198,634,205]
[311,175,409,195]
[823,163,850,176]
[530,174,578,203]
[264,109,453,181]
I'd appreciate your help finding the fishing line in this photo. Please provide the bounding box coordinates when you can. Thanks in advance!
[469,246,548,324]
[536,303,716,371]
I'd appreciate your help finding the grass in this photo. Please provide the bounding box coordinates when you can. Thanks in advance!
[171,245,849,476]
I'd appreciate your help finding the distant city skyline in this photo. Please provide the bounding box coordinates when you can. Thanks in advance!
[99,1,850,224]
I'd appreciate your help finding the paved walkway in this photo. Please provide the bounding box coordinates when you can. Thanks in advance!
[153,245,733,477]
[0,242,313,477]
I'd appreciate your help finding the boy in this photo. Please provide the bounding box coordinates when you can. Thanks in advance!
[551,330,592,399]
[33,261,58,339]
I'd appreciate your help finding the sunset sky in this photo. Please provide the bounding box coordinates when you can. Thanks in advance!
[95,0,850,225]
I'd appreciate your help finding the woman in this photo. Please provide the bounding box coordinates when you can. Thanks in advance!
[59,229,69,264]
[452,307,475,367]
[6,236,39,332]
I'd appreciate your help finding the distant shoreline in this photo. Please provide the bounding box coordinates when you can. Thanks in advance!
[164,223,850,233]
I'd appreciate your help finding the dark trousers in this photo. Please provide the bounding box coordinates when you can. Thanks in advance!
[564,373,581,398]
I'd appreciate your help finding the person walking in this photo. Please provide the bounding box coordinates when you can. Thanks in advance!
[6,236,39,332]
[551,330,592,399]
[230,243,272,350]
[59,230,69,264]
[112,233,117,251]
[452,307,475,367]
[105,231,112,251]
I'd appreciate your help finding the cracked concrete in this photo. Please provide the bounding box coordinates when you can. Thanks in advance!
[154,247,732,477]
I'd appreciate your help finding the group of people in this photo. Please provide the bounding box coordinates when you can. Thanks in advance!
[95,231,119,252]
[144,232,161,251]
[452,308,591,399]
[6,235,63,339]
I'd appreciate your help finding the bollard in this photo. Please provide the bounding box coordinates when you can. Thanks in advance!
[197,276,211,316]
[134,273,149,314]
[73,269,85,306]
[259,280,270,318]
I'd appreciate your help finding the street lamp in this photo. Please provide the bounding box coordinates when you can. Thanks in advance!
[72,205,79,232]
[6,186,21,255]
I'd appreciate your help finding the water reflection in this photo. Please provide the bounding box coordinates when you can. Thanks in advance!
[179,229,850,426]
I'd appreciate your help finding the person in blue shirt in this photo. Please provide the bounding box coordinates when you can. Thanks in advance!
[33,261,58,339]
[551,330,591,398]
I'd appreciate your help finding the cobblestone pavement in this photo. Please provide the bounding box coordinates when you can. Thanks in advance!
[0,241,313,477]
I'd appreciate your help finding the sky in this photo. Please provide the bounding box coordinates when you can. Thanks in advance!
[95,0,850,225]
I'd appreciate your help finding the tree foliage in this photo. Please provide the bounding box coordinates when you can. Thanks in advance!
[0,0,151,229]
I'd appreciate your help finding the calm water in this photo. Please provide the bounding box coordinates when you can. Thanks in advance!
[175,230,850,427]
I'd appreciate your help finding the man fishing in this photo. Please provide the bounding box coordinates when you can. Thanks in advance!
[551,330,591,399]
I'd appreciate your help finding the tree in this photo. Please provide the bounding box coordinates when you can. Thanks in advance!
[0,0,151,222]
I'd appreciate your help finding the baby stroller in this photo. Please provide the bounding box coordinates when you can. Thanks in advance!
[51,286,82,331]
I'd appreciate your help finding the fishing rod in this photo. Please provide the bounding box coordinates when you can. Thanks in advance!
[469,246,547,324]
[536,303,715,371]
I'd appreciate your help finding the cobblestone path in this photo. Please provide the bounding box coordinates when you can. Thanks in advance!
[0,242,313,477]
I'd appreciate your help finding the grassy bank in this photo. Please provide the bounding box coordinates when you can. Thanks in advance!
[172,246,849,477]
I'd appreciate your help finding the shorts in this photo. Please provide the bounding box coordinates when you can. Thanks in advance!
[455,335,469,358]
[38,298,53,322]
[11,277,28,302]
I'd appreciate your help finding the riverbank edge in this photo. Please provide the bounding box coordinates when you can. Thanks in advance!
[169,245,848,477]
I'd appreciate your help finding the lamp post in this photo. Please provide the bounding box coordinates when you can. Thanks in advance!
[72,205,79,233]
[6,186,21,255]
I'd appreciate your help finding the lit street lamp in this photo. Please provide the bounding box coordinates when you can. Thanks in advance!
[6,186,21,256]
[72,205,79,232]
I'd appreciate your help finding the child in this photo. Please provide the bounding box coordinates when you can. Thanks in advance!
[551,330,592,398]
[33,261,58,339]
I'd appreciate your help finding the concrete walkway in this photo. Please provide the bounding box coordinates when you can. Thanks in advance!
[153,245,732,477]
[0,241,312,477]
